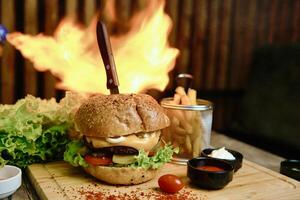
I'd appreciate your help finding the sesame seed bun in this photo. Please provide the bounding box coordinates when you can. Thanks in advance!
[74,94,170,138]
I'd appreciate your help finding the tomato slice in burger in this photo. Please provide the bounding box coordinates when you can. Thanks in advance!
[84,154,112,166]
[148,151,155,157]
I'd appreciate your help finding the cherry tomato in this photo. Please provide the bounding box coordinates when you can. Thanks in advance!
[84,154,112,166]
[158,174,184,193]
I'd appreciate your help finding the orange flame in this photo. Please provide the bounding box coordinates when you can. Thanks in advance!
[7,1,178,94]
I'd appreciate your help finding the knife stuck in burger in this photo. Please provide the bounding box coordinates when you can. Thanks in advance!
[63,22,178,185]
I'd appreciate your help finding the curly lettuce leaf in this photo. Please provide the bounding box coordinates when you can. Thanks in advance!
[0,92,86,168]
[63,140,88,167]
[130,144,178,169]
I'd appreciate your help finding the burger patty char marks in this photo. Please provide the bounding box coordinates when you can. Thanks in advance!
[85,141,139,155]
[97,146,139,155]
[84,136,139,155]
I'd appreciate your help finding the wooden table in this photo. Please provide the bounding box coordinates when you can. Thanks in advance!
[12,132,288,200]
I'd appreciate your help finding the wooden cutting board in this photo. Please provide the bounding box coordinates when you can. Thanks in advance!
[26,160,300,200]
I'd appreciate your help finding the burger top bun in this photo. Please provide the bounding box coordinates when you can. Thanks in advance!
[75,94,170,138]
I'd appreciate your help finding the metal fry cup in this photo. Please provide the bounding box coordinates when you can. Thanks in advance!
[161,98,213,164]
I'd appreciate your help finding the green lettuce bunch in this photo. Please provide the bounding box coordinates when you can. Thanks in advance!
[0,92,86,168]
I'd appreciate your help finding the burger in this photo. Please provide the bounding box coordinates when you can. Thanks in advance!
[63,93,177,185]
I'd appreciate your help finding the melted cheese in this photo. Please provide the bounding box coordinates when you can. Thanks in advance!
[85,131,161,152]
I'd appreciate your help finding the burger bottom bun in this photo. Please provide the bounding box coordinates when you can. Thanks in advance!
[84,165,159,185]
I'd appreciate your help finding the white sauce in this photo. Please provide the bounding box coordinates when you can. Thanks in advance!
[106,136,125,143]
[105,132,156,144]
[208,147,235,160]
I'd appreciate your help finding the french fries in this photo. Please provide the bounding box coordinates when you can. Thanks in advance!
[163,86,206,158]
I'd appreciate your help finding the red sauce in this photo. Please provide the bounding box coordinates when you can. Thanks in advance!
[196,165,224,172]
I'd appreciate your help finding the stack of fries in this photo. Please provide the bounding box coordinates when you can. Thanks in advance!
[163,86,205,158]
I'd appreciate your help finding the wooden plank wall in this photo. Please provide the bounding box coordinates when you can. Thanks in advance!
[0,0,299,130]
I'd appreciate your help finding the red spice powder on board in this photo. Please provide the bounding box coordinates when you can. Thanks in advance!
[79,189,207,200]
